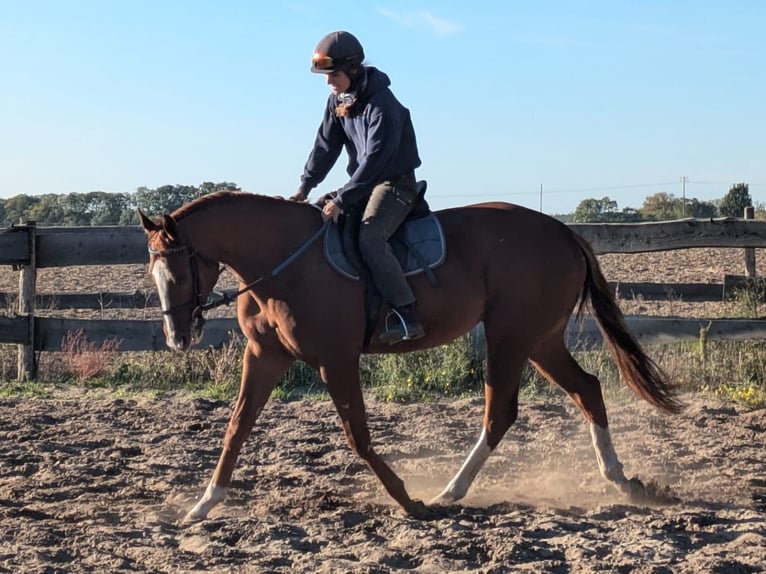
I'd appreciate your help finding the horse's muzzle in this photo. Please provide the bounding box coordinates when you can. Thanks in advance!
[164,312,205,351]
[191,311,206,345]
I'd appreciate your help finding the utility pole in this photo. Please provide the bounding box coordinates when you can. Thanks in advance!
[539,184,543,212]
[680,176,688,217]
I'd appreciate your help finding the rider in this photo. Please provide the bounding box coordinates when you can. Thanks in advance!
[290,31,425,344]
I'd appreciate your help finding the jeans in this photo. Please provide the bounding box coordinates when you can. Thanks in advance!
[358,174,418,308]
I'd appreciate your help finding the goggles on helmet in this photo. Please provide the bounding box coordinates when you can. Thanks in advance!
[311,52,361,72]
[311,53,335,70]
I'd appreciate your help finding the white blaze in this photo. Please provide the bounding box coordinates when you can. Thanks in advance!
[152,259,177,341]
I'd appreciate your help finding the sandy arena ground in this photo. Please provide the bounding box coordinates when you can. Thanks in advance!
[1,394,764,573]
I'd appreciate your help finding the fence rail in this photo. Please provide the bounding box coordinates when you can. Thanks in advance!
[3,217,766,268]
[0,274,761,312]
[2,314,764,354]
[2,215,765,380]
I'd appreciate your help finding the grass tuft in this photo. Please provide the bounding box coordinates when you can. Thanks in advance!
[2,330,765,410]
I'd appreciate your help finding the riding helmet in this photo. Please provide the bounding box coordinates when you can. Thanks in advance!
[311,31,365,73]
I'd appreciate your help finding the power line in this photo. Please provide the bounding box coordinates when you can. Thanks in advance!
[543,182,678,194]
[692,180,766,186]
[429,181,677,199]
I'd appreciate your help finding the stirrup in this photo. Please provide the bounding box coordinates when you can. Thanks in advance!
[380,308,425,345]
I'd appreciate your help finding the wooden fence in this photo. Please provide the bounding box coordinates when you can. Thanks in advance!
[2,213,766,380]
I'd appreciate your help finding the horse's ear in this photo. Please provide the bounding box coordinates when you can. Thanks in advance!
[161,214,181,243]
[138,209,160,233]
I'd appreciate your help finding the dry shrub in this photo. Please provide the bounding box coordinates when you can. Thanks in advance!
[0,344,16,382]
[61,329,122,380]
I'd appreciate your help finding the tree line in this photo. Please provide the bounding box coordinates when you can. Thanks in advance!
[0,182,241,227]
[0,181,757,227]
[568,182,755,223]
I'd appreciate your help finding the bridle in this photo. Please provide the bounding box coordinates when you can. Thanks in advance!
[147,243,216,324]
[147,219,330,321]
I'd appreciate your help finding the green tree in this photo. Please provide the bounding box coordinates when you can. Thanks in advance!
[612,207,643,222]
[2,195,39,225]
[639,192,683,221]
[135,186,173,216]
[685,198,718,219]
[135,182,242,216]
[1,183,243,228]
[718,183,751,218]
[88,192,131,225]
[118,204,140,226]
[60,193,92,225]
[199,181,241,195]
[573,196,618,223]
[27,194,66,225]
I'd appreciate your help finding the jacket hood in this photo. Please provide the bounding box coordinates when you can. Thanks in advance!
[360,66,390,96]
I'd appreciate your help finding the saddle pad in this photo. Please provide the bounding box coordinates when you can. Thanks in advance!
[324,213,446,281]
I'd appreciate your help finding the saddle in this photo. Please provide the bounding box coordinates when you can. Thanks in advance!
[322,180,446,350]
[323,181,446,285]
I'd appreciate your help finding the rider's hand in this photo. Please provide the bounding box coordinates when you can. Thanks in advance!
[322,200,343,224]
[289,190,308,202]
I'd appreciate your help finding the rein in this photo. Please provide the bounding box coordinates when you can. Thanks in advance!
[148,220,331,316]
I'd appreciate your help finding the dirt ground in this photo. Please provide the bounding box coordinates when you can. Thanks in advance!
[1,392,764,573]
[1,246,766,573]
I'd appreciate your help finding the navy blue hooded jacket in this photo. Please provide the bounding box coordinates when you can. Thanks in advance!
[299,67,421,209]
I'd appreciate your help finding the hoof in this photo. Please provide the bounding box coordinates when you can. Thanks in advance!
[624,476,681,505]
[182,510,205,524]
[430,483,465,506]
[430,492,458,506]
[182,483,227,524]
[623,476,646,497]
[406,499,447,520]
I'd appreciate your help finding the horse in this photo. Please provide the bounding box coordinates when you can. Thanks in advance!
[138,191,683,521]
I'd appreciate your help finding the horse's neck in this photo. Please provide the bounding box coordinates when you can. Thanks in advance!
[181,197,319,276]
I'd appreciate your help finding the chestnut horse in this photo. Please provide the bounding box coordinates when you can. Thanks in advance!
[138,192,682,521]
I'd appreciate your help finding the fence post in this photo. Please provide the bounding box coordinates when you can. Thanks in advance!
[17,221,37,381]
[744,207,756,278]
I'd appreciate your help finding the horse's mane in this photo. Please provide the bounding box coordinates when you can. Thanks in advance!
[171,191,282,221]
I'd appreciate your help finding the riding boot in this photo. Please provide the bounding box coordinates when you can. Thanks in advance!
[380,303,425,345]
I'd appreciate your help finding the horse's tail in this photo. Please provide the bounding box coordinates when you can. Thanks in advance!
[572,233,684,414]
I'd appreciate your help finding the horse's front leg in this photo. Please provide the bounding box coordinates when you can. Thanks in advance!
[323,359,429,517]
[185,343,292,522]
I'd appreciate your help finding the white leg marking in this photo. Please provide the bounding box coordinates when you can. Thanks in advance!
[431,427,492,504]
[590,423,628,487]
[184,481,228,522]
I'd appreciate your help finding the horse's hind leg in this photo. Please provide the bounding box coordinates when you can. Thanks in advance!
[185,344,292,521]
[432,340,526,505]
[529,334,632,493]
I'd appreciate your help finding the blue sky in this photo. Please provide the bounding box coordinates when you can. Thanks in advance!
[1,1,764,214]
